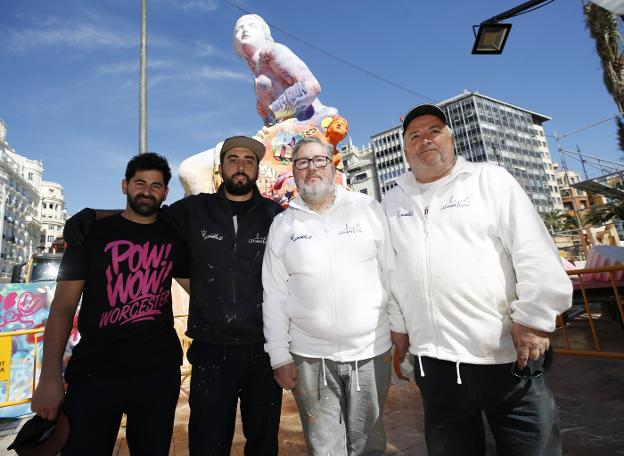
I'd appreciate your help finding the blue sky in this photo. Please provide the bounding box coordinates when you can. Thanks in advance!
[1,0,621,214]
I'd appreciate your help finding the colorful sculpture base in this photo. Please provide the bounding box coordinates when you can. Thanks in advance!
[179,117,346,206]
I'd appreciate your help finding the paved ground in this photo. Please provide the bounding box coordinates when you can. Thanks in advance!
[1,353,621,456]
[549,356,624,456]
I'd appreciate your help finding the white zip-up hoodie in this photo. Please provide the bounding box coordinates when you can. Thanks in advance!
[383,157,572,365]
[262,187,403,368]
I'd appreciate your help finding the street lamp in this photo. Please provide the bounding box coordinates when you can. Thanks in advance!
[472,23,512,55]
[472,0,551,55]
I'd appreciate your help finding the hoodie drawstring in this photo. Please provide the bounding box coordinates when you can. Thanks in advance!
[321,357,328,386]
[354,359,361,392]
[417,354,425,377]
[417,355,461,384]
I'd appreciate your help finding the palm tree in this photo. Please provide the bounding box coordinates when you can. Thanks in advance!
[541,209,570,234]
[583,200,624,226]
[584,2,624,150]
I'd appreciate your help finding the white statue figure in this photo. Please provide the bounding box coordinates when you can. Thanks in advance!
[233,14,336,126]
[179,14,338,197]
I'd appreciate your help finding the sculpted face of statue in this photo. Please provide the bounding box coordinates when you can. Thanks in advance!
[233,14,273,59]
[327,116,349,138]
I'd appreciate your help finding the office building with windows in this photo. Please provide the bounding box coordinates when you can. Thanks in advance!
[370,91,563,212]
[0,120,43,277]
[0,119,68,279]
[41,181,67,251]
[341,142,381,201]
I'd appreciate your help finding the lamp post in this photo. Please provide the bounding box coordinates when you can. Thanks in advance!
[139,0,148,154]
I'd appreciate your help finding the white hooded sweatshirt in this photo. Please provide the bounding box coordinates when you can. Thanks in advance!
[262,187,403,368]
[383,157,572,365]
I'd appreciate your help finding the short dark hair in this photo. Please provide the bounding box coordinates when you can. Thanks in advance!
[125,152,172,186]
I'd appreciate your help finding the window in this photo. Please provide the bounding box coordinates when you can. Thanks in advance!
[360,189,368,195]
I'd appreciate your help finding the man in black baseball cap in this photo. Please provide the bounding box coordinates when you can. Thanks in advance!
[219,135,266,163]
[402,103,447,133]
[162,134,285,454]
[385,103,571,455]
[400,103,456,183]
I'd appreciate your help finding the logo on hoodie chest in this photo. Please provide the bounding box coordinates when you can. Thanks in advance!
[398,209,415,217]
[338,223,363,235]
[290,233,312,242]
[248,233,266,244]
[200,229,223,241]
[439,195,470,211]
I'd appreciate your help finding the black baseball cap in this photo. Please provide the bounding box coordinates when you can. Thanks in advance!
[220,136,266,162]
[402,104,447,134]
[8,411,70,455]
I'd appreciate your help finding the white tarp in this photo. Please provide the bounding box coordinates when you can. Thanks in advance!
[590,0,624,14]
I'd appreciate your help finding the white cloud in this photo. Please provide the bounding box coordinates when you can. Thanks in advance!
[195,40,217,56]
[160,0,218,13]
[195,66,247,81]
[180,0,218,12]
[147,65,247,89]
[5,24,132,52]
[97,59,172,75]
[97,62,138,75]
[193,40,235,60]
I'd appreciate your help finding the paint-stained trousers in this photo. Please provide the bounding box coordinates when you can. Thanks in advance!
[292,351,392,456]
[187,341,282,456]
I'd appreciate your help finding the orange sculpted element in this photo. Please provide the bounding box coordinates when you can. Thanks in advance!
[324,115,349,167]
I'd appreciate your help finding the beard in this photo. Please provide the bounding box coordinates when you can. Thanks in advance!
[297,174,335,206]
[127,193,162,217]
[223,172,257,196]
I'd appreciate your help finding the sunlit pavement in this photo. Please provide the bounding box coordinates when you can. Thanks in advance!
[0,355,622,455]
[112,355,624,456]
[112,378,427,456]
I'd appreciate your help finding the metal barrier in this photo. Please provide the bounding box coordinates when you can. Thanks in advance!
[554,264,624,359]
[0,314,191,409]
[4,269,624,410]
[0,328,43,408]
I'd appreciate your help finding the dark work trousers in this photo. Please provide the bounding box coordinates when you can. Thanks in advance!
[187,341,282,456]
[415,357,561,456]
[61,367,181,456]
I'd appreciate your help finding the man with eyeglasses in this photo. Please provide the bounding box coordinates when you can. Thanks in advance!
[383,104,572,455]
[262,136,403,455]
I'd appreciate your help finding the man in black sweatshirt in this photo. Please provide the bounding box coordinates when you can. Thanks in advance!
[163,136,284,455]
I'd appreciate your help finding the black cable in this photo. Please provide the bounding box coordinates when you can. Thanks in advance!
[223,0,437,103]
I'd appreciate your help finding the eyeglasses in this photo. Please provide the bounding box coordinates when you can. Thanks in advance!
[293,156,331,170]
